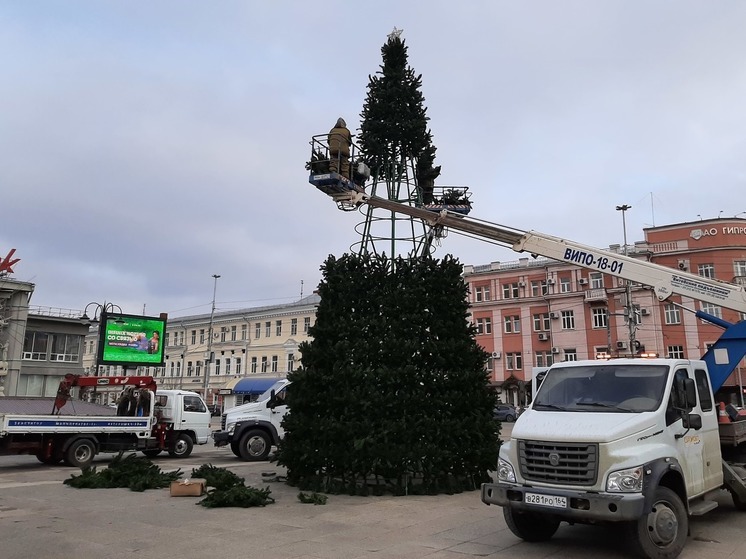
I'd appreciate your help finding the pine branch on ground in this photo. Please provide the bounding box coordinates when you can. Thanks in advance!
[63,453,181,492]
[197,485,275,508]
[191,464,245,491]
[298,491,328,505]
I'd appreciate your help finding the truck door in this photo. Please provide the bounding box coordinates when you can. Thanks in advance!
[693,368,724,490]
[180,394,212,443]
[269,386,289,439]
[670,368,706,497]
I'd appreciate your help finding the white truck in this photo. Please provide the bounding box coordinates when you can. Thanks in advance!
[312,182,746,559]
[0,374,212,467]
[212,379,289,461]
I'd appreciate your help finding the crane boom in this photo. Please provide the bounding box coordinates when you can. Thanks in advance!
[345,191,746,314]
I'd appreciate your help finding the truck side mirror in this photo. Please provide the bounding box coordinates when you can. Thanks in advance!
[683,413,702,430]
[684,378,697,409]
[266,389,276,409]
[672,373,696,412]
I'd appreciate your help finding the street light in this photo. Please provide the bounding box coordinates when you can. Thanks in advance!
[80,301,123,403]
[204,275,220,404]
[615,205,635,354]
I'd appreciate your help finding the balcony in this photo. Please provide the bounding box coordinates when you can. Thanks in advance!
[584,288,608,303]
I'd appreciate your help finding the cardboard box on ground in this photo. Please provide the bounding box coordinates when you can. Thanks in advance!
[170,478,207,497]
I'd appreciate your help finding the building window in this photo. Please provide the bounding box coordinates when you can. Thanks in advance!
[255,322,261,339]
[231,325,237,341]
[560,277,571,293]
[664,304,680,325]
[261,357,268,373]
[530,280,547,297]
[50,334,80,362]
[563,349,578,362]
[287,353,295,372]
[23,331,50,360]
[271,355,279,373]
[502,283,519,299]
[225,358,231,375]
[506,352,523,370]
[667,345,684,359]
[220,328,227,342]
[199,329,205,344]
[164,333,170,347]
[176,361,181,377]
[251,357,257,373]
[196,361,202,377]
[170,362,175,377]
[265,322,271,337]
[592,308,608,329]
[291,318,298,336]
[700,302,722,320]
[474,285,491,302]
[236,358,242,375]
[241,324,247,340]
[734,260,746,277]
[533,313,550,332]
[535,352,554,368]
[304,317,311,333]
[276,320,282,336]
[187,361,193,377]
[698,263,715,279]
[503,315,520,333]
[476,317,492,335]
[561,310,575,330]
[215,359,221,376]
[590,272,603,289]
[191,330,196,344]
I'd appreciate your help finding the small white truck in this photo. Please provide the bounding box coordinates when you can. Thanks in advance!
[0,374,212,467]
[212,379,289,461]
[481,358,746,559]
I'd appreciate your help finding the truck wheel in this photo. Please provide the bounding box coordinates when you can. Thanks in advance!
[64,439,96,468]
[36,452,63,465]
[142,449,162,458]
[729,489,746,512]
[503,507,560,542]
[230,441,241,457]
[238,429,271,461]
[626,486,687,559]
[168,434,194,458]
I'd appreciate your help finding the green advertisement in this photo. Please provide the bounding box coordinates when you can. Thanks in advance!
[99,313,167,366]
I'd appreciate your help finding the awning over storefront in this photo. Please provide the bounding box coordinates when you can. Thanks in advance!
[231,377,281,395]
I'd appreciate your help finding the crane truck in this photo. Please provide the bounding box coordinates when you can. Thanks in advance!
[310,173,746,559]
[0,374,212,467]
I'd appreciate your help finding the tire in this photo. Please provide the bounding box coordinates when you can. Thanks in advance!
[506,414,516,422]
[230,440,241,457]
[728,489,746,512]
[625,486,688,559]
[503,506,560,542]
[168,433,194,458]
[36,452,63,465]
[64,439,96,468]
[142,449,162,458]
[238,429,271,461]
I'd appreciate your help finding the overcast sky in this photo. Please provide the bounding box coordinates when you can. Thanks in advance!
[2,1,745,319]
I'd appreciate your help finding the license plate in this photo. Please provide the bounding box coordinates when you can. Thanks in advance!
[524,492,567,509]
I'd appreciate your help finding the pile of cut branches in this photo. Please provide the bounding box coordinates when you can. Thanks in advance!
[191,464,275,508]
[63,453,181,492]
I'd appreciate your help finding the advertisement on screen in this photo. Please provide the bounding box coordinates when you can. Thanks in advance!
[97,312,167,367]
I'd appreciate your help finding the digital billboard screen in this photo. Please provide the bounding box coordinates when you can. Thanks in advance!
[97,312,167,367]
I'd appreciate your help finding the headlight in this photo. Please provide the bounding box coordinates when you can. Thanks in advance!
[226,423,236,435]
[607,465,643,492]
[497,457,516,483]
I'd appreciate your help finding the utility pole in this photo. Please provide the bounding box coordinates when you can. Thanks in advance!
[616,204,636,355]
[204,274,220,404]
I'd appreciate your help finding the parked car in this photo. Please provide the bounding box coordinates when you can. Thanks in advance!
[494,403,519,422]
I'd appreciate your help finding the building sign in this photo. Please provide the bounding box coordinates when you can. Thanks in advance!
[691,225,746,241]
[0,249,20,275]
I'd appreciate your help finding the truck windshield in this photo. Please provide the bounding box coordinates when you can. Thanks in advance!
[533,364,668,413]
[257,381,286,402]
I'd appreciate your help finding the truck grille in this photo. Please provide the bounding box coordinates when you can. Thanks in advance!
[221,414,226,430]
[518,440,598,486]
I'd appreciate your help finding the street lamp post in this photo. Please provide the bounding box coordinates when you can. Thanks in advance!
[615,205,636,354]
[80,301,123,403]
[204,275,220,404]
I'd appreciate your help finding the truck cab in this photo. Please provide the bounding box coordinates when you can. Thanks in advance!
[213,379,289,461]
[154,389,212,445]
[482,358,730,558]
